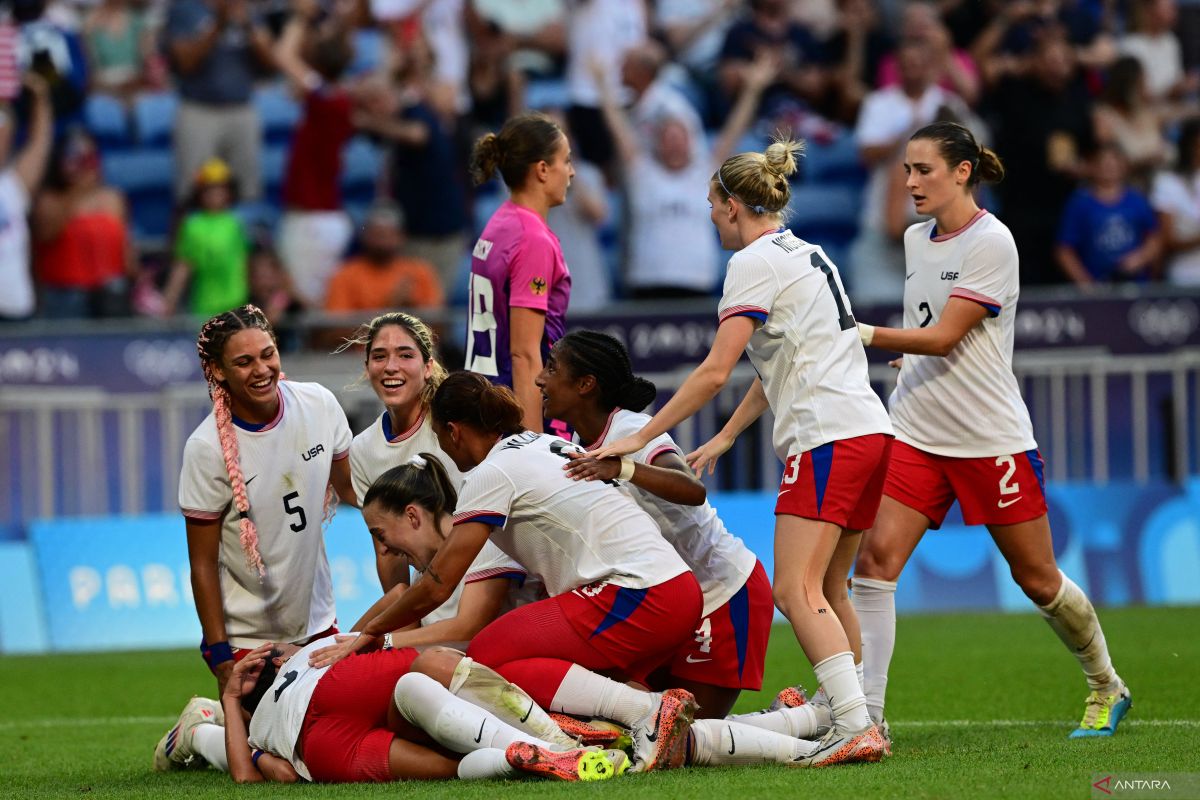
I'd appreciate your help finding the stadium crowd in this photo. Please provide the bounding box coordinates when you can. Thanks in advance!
[0,0,1197,326]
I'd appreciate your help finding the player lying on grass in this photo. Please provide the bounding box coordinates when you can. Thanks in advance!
[163,639,625,783]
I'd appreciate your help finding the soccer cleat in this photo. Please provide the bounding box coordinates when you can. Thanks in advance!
[629,688,697,773]
[768,684,809,711]
[504,742,624,782]
[547,712,631,748]
[153,696,223,771]
[1070,684,1132,738]
[792,724,887,767]
[878,718,893,757]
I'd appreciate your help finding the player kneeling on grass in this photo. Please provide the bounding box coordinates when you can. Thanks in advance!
[163,640,625,783]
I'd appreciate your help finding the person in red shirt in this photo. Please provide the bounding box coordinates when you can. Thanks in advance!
[275,0,357,308]
[324,202,445,313]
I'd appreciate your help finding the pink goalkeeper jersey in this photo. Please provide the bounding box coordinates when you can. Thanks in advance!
[465,200,571,387]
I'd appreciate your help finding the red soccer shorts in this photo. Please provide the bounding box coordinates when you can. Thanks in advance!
[300,647,419,783]
[467,571,703,687]
[883,440,1049,528]
[665,561,772,691]
[776,433,893,530]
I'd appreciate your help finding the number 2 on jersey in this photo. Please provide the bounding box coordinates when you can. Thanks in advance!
[810,252,855,331]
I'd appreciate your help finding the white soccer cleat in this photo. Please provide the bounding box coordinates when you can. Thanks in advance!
[153,696,223,772]
[628,688,697,773]
[791,724,887,767]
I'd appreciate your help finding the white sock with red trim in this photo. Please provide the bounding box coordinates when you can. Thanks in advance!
[689,719,818,765]
[191,724,229,772]
[393,672,555,753]
[548,664,656,726]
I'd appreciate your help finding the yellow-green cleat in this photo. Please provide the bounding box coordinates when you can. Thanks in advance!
[1070,684,1132,738]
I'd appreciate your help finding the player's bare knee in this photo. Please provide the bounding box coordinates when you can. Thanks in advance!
[854,546,903,582]
[1013,567,1060,607]
[409,646,465,687]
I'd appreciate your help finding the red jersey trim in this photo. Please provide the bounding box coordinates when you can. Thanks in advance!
[584,409,620,452]
[182,508,223,521]
[930,208,988,242]
[718,305,770,323]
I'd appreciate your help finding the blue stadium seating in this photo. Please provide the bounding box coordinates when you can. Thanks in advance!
[254,83,301,145]
[787,184,862,246]
[133,91,177,147]
[802,134,866,185]
[102,150,175,240]
[348,29,386,76]
[84,95,130,150]
[342,136,382,204]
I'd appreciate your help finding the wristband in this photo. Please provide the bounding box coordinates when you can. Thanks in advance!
[617,456,636,482]
[251,749,265,766]
[857,323,876,346]
[382,632,394,650]
[202,640,234,669]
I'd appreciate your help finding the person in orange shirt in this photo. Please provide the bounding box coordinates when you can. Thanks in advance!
[325,203,445,313]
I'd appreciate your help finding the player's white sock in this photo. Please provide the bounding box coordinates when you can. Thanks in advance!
[1037,570,1120,692]
[191,723,229,772]
[448,657,577,748]
[856,661,865,692]
[725,703,830,739]
[813,651,873,734]
[393,672,555,753]
[457,748,517,779]
[852,576,897,723]
[689,719,818,766]
[548,664,655,726]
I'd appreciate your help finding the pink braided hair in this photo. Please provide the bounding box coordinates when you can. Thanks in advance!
[196,305,276,577]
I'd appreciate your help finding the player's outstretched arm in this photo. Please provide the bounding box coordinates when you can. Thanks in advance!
[592,316,755,459]
[859,297,988,358]
[384,577,511,649]
[563,450,706,505]
[687,377,769,476]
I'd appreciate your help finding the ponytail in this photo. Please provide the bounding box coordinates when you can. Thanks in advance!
[712,133,804,219]
[469,112,564,190]
[911,121,1004,187]
[431,371,525,437]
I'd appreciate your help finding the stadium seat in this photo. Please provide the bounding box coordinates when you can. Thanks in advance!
[102,149,175,195]
[236,200,281,237]
[802,134,866,186]
[524,79,569,111]
[787,184,862,246]
[341,136,383,203]
[348,28,385,76]
[84,94,131,150]
[133,91,178,147]
[254,83,301,145]
[261,144,290,199]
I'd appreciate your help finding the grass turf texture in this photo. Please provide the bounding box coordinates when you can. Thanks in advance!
[1,606,1196,799]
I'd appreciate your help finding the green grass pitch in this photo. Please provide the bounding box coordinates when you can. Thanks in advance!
[2,606,1197,799]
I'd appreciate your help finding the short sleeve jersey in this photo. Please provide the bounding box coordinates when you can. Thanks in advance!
[247,635,336,781]
[889,211,1037,457]
[178,381,352,648]
[465,200,571,387]
[348,411,529,626]
[452,432,690,597]
[717,229,892,461]
[579,410,757,617]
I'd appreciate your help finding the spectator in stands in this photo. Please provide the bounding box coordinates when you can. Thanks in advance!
[546,111,610,311]
[274,0,357,308]
[652,0,739,125]
[819,0,893,124]
[324,201,444,313]
[358,34,469,298]
[876,1,980,107]
[596,51,777,300]
[1056,142,1162,286]
[82,0,166,100]
[247,242,305,327]
[1093,56,1169,190]
[717,0,828,128]
[0,73,53,324]
[15,0,89,131]
[1150,117,1200,285]
[163,0,274,203]
[162,158,250,317]
[563,0,647,169]
[621,39,705,164]
[849,38,969,303]
[985,29,1095,285]
[971,0,1115,87]
[1119,0,1197,104]
[32,126,134,318]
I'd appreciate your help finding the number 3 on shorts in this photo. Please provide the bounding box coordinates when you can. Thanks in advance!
[995,455,1020,495]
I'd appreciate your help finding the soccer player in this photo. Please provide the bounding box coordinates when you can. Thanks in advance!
[465,112,572,433]
[309,371,704,771]
[342,311,533,638]
[852,121,1131,739]
[537,330,775,721]
[591,138,893,765]
[191,640,624,783]
[179,305,357,695]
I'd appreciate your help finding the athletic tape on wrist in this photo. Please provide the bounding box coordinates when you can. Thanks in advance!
[858,323,876,346]
[618,456,636,482]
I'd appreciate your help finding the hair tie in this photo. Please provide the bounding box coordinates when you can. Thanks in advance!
[238,509,250,520]
[717,167,769,215]
[407,455,428,468]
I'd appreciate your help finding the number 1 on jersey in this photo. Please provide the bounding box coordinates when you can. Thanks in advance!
[810,252,856,331]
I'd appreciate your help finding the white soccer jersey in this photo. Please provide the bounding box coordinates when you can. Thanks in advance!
[717,229,893,461]
[579,409,757,617]
[452,432,690,597]
[247,635,336,781]
[349,410,531,627]
[889,211,1037,457]
[179,381,352,649]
